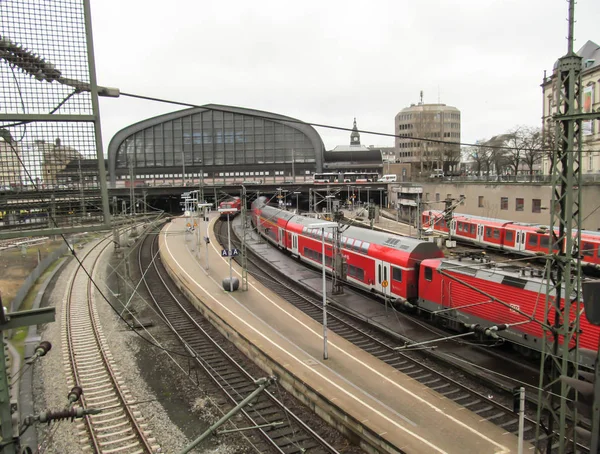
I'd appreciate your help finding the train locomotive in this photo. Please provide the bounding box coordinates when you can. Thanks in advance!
[218,196,242,220]
[423,210,600,270]
[251,197,598,368]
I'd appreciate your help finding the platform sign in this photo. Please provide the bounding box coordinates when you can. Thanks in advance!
[221,249,240,257]
[231,248,240,257]
[221,249,229,257]
[382,280,388,288]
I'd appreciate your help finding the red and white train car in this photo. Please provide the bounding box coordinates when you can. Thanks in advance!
[219,196,242,219]
[423,210,600,269]
[252,197,444,302]
[417,256,599,368]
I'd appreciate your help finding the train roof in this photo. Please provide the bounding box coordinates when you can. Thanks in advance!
[433,257,548,294]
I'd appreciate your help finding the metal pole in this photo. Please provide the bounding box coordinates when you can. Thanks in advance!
[292,149,295,183]
[178,377,274,454]
[518,386,525,454]
[228,214,233,291]
[322,227,328,360]
[182,149,186,187]
[205,212,209,271]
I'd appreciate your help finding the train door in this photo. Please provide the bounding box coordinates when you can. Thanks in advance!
[476,224,485,243]
[290,233,298,256]
[278,227,285,248]
[450,219,457,237]
[515,230,527,251]
[375,260,391,295]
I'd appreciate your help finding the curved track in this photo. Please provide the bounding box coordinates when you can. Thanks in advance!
[138,230,343,454]
[63,233,159,453]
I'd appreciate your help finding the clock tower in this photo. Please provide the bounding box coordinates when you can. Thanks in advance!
[350,118,360,145]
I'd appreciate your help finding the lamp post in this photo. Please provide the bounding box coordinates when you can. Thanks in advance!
[218,208,238,292]
[308,221,338,360]
[198,202,212,270]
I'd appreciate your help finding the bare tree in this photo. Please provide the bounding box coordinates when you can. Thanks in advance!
[481,136,510,178]
[521,126,543,179]
[503,128,527,176]
[468,141,493,176]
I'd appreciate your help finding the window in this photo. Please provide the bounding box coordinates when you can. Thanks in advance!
[582,242,594,257]
[528,233,538,247]
[493,229,500,239]
[501,197,508,210]
[506,231,514,242]
[532,199,542,213]
[348,264,365,281]
[392,267,402,282]
[424,267,433,281]
[516,198,524,211]
[486,227,492,238]
[478,196,484,207]
[471,224,476,234]
[460,195,465,205]
[540,235,550,250]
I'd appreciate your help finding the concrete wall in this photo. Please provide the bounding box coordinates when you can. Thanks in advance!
[389,181,600,231]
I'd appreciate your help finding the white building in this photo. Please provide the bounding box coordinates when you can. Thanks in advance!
[541,40,600,175]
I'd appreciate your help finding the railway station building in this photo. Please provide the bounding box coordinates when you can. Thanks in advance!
[107,105,326,187]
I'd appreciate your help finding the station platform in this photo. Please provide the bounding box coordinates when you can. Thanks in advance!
[160,216,526,454]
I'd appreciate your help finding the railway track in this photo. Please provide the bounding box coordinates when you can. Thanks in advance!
[63,233,159,453]
[218,218,566,453]
[137,230,344,454]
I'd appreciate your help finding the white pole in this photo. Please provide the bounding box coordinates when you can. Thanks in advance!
[205,216,209,271]
[321,227,328,360]
[228,214,233,291]
[518,386,524,454]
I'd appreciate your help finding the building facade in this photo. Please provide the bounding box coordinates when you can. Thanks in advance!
[541,40,600,175]
[325,119,383,174]
[107,105,326,187]
[395,102,461,175]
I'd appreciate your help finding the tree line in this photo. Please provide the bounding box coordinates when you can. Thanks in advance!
[464,126,555,178]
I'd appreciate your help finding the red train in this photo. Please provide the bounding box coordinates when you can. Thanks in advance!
[219,196,242,219]
[422,210,600,270]
[252,197,598,368]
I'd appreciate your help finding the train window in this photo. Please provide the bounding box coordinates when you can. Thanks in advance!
[540,236,550,250]
[458,222,463,232]
[582,242,594,257]
[471,224,476,234]
[392,267,402,282]
[486,227,492,238]
[424,267,433,281]
[348,265,365,281]
[360,242,370,254]
[354,240,363,252]
[493,229,500,239]
[506,231,514,242]
[528,234,538,247]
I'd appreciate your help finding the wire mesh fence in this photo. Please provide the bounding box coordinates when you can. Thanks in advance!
[0,0,110,239]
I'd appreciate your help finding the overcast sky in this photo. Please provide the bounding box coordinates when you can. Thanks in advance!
[91,0,599,152]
